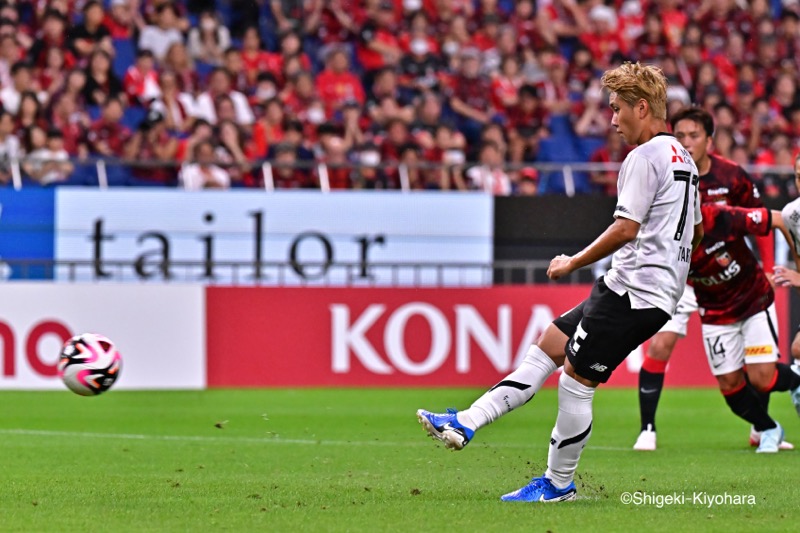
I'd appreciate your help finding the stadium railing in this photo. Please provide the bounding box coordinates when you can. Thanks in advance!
[0,258,601,286]
[3,157,797,197]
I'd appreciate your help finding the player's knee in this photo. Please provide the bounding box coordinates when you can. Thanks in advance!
[716,372,745,394]
[791,336,800,360]
[747,365,776,392]
[646,334,676,361]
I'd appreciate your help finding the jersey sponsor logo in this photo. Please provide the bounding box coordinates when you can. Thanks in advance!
[747,210,763,225]
[670,145,692,164]
[744,345,773,356]
[790,210,800,225]
[616,205,632,215]
[706,187,730,197]
[677,246,691,263]
[705,241,725,254]
[715,251,732,267]
[694,260,741,286]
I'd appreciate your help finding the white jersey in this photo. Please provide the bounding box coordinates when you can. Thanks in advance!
[781,196,800,257]
[603,134,702,315]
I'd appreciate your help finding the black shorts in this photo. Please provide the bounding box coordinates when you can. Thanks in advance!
[553,277,670,383]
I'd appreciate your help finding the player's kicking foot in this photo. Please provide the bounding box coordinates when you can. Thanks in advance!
[750,425,794,450]
[416,408,474,450]
[633,424,656,451]
[500,476,577,503]
[790,364,800,416]
[756,422,785,454]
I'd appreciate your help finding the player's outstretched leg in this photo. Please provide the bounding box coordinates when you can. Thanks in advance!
[417,343,558,450]
[720,376,785,453]
[500,371,593,502]
[747,366,798,449]
[757,363,800,416]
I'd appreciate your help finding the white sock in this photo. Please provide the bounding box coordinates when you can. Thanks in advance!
[457,345,558,430]
[545,371,595,489]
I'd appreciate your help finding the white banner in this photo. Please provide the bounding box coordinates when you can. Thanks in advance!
[55,190,493,285]
[0,284,205,390]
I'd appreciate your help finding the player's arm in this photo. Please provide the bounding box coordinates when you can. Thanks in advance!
[773,265,800,288]
[691,221,703,252]
[770,210,800,271]
[547,217,639,280]
[738,168,775,271]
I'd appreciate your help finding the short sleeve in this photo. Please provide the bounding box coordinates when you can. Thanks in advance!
[693,186,702,226]
[614,153,659,223]
[781,202,800,255]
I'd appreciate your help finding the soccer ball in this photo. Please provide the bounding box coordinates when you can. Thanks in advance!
[58,333,122,396]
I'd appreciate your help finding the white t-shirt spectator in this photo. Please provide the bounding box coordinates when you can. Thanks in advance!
[151,93,198,128]
[0,133,20,160]
[0,85,21,115]
[180,163,230,190]
[138,25,184,62]
[186,26,231,64]
[24,148,71,185]
[466,165,512,195]
[193,91,255,125]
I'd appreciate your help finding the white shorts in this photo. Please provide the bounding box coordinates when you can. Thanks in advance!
[658,285,698,337]
[701,303,780,376]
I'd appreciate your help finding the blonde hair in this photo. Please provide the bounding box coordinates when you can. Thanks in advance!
[601,62,668,121]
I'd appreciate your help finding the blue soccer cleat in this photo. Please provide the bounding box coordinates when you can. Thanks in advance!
[416,408,474,450]
[500,476,577,503]
[756,422,784,454]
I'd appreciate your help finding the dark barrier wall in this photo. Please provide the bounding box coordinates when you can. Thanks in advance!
[494,196,617,283]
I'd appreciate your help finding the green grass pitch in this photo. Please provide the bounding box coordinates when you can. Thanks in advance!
[0,387,797,532]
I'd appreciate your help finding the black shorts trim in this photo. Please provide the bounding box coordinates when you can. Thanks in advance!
[553,278,670,383]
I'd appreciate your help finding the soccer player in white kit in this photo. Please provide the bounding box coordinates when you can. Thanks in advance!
[772,154,800,386]
[417,62,704,503]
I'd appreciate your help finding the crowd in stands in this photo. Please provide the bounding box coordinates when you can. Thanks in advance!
[0,0,798,194]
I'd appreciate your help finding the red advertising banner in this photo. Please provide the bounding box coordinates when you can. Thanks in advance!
[206,286,790,388]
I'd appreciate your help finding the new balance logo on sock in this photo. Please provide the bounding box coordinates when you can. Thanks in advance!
[589,363,607,372]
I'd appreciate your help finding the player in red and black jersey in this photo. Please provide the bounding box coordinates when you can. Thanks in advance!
[692,204,773,324]
[689,204,800,452]
[635,107,775,451]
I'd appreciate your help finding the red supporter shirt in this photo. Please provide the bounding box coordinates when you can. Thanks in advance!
[690,205,773,325]
[357,21,400,71]
[251,121,284,159]
[242,50,275,81]
[448,74,492,112]
[579,32,629,67]
[51,116,85,156]
[86,120,131,156]
[315,69,365,114]
[490,76,521,111]
[506,104,548,132]
[103,15,132,39]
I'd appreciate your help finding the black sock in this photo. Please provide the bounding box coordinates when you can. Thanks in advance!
[639,368,664,432]
[766,364,800,392]
[723,383,777,432]
[746,374,770,411]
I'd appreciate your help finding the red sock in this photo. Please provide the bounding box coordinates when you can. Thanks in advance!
[642,355,667,374]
